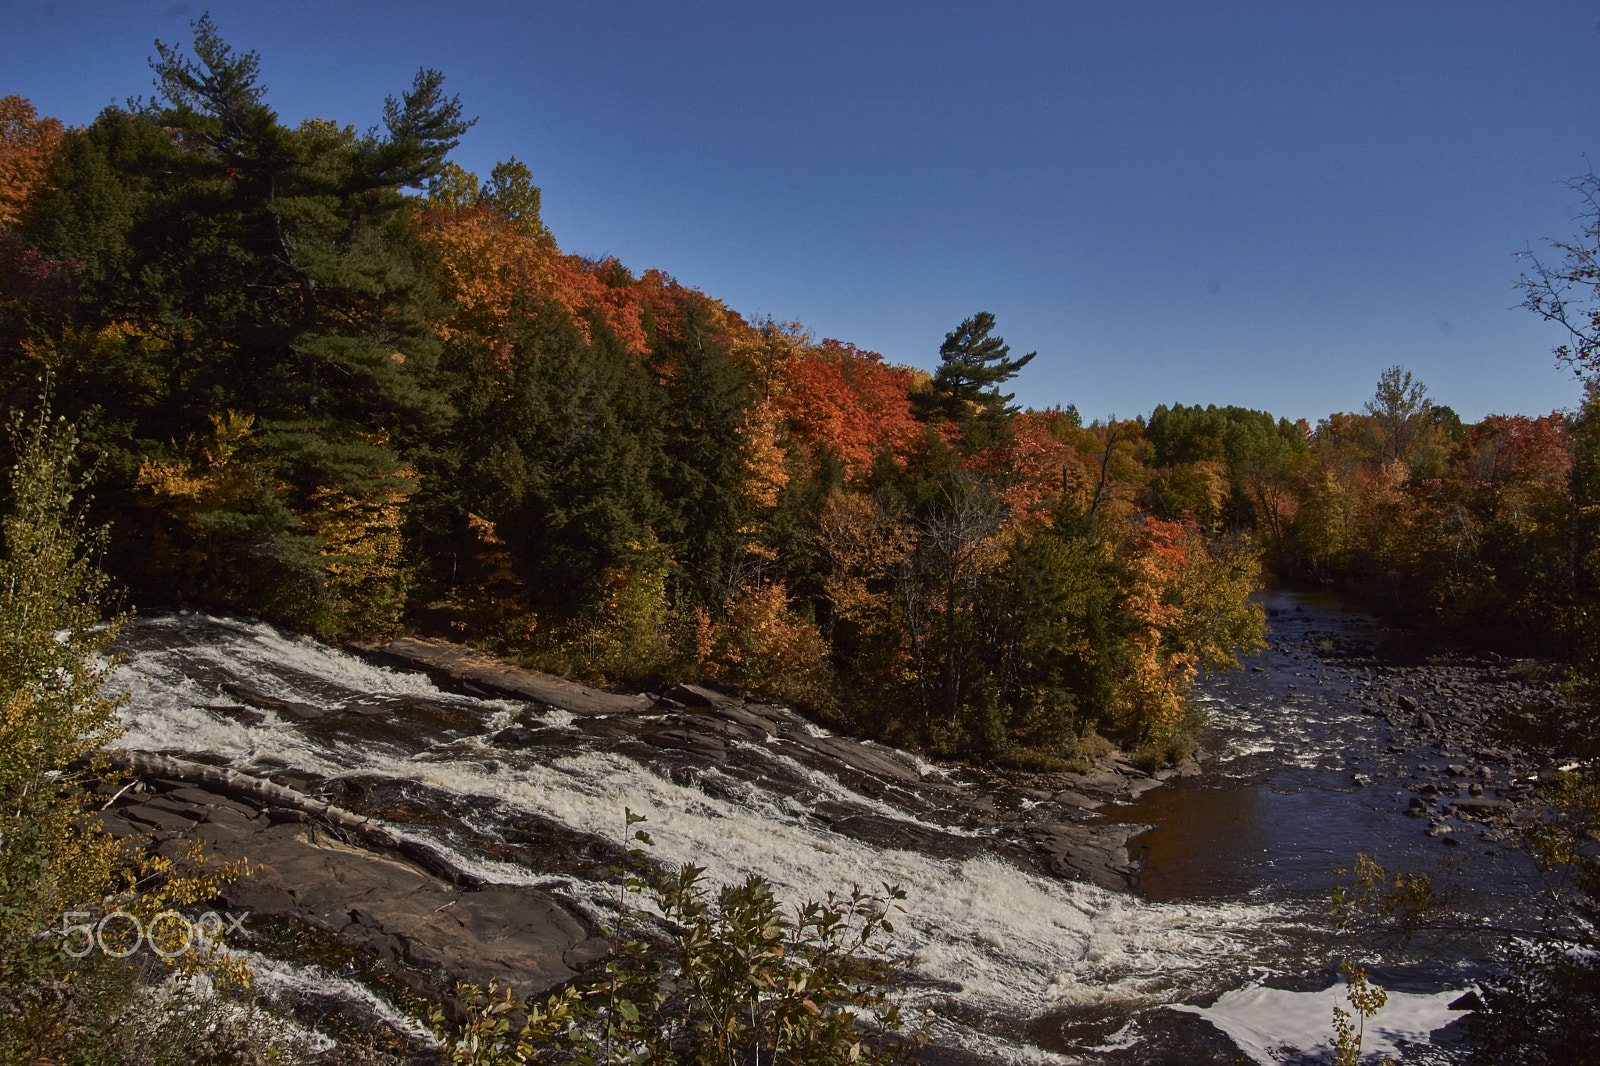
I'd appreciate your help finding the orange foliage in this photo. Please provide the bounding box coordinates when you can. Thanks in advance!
[423,205,536,368]
[544,254,647,354]
[0,96,63,228]
[970,410,1076,523]
[698,581,832,707]
[778,339,921,479]
[1122,518,1191,633]
[1113,517,1201,742]
[422,205,649,362]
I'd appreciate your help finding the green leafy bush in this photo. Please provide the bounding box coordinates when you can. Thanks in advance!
[432,811,912,1065]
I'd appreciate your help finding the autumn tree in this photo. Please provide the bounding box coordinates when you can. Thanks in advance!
[779,339,921,480]
[0,96,63,229]
[9,16,471,634]
[1364,366,1434,466]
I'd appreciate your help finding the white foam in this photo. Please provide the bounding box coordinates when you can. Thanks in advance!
[109,613,1318,1056]
[242,951,435,1043]
[1171,980,1465,1065]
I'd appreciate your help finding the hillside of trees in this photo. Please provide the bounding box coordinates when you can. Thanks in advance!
[3,21,1598,774]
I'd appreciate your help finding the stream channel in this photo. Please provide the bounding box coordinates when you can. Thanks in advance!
[109,588,1546,1064]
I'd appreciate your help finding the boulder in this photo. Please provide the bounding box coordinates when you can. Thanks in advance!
[359,637,651,716]
[661,683,727,708]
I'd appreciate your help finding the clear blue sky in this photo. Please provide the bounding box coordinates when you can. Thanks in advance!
[4,0,1597,423]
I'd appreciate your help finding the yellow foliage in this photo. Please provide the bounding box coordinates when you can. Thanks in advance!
[136,411,261,510]
[580,533,679,680]
[739,396,789,509]
[1,403,248,1008]
[1112,521,1264,748]
[700,581,833,708]
[306,469,415,639]
[817,489,914,632]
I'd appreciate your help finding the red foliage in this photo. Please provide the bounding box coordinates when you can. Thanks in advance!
[969,410,1076,522]
[778,339,922,479]
[1454,414,1570,493]
[422,205,650,363]
[544,254,648,355]
[633,268,747,356]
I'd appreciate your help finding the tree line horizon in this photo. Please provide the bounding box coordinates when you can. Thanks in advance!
[2,18,1598,771]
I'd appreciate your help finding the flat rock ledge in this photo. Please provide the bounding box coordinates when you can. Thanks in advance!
[98,767,608,1000]
[351,637,653,716]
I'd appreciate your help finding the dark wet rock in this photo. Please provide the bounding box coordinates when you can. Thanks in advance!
[780,731,922,785]
[1398,695,1419,713]
[1442,796,1510,818]
[1027,822,1149,890]
[493,725,581,749]
[827,814,985,859]
[113,780,607,999]
[217,822,607,997]
[357,637,651,716]
[1051,790,1103,811]
[696,702,781,739]
[207,703,267,726]
[679,709,771,745]
[661,683,727,708]
[638,725,728,758]
[222,683,329,721]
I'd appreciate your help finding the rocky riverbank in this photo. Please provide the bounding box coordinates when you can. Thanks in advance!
[1256,600,1569,846]
[98,630,1196,1011]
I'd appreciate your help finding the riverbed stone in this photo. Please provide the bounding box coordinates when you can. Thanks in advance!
[118,783,611,999]
[355,637,652,716]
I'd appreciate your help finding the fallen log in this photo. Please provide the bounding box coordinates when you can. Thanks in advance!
[101,750,481,886]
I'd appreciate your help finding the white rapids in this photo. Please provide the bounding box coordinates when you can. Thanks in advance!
[108,611,1460,1062]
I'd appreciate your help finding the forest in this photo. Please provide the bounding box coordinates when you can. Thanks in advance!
[5,18,1600,1066]
[1,21,1598,777]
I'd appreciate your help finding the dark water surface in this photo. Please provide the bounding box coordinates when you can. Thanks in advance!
[1122,589,1533,912]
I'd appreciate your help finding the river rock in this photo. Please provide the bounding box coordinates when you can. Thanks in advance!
[113,782,609,999]
[661,683,728,708]
[639,724,728,758]
[781,731,922,784]
[357,637,652,716]
[1026,822,1148,890]
[1051,790,1104,811]
[222,683,330,721]
[1442,796,1510,819]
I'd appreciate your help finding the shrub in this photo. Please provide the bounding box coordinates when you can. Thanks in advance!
[698,581,833,709]
[432,811,911,1065]
[0,400,253,1062]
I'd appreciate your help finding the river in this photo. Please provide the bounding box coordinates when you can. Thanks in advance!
[109,588,1543,1064]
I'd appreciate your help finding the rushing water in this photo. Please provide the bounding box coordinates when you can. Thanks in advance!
[109,590,1531,1063]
